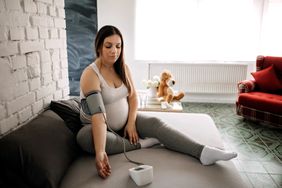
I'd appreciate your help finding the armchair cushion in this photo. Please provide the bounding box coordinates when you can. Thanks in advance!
[238,80,256,93]
[251,64,282,92]
[238,92,282,115]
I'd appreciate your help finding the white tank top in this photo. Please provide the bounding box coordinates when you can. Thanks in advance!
[80,62,129,131]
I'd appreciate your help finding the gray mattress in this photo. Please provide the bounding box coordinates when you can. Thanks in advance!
[60,112,247,188]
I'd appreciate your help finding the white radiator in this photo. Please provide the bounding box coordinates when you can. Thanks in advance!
[148,63,248,94]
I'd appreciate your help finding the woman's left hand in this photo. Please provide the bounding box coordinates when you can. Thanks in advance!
[124,123,139,145]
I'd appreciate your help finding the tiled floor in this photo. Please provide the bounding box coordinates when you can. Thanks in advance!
[182,103,282,188]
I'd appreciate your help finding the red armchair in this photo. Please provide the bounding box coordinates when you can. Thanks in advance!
[236,55,282,128]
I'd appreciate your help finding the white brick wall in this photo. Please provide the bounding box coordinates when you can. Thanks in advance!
[54,18,65,28]
[10,27,25,40]
[45,38,62,49]
[0,42,19,56]
[32,99,43,114]
[41,72,52,85]
[27,52,40,78]
[53,89,63,101]
[49,28,58,39]
[37,2,47,15]
[0,26,8,41]
[63,87,70,97]
[18,106,32,123]
[48,6,56,17]
[36,0,52,4]
[0,0,69,135]
[38,27,48,39]
[60,48,67,58]
[0,12,29,26]
[29,77,40,90]
[20,41,44,54]
[51,48,60,62]
[26,27,38,40]
[54,0,64,8]
[23,0,37,13]
[57,8,65,18]
[7,92,36,115]
[43,94,53,108]
[5,0,21,11]
[0,0,5,11]
[0,104,6,120]
[58,29,66,39]
[0,58,17,101]
[14,82,29,98]
[0,114,18,135]
[12,55,27,69]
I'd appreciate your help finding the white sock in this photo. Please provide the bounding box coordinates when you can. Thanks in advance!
[139,137,160,148]
[200,146,237,165]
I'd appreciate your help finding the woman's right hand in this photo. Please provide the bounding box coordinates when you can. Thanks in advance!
[95,151,111,178]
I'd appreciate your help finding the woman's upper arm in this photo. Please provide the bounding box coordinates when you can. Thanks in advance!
[80,67,105,123]
[80,67,100,96]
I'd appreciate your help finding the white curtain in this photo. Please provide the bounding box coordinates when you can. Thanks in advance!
[135,0,282,61]
[259,0,282,55]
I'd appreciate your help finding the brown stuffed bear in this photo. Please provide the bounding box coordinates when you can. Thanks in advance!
[157,70,184,103]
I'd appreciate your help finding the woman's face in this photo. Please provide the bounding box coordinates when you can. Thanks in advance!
[100,34,122,64]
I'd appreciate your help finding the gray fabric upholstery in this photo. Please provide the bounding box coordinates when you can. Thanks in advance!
[0,110,80,188]
[50,97,82,134]
[60,112,247,188]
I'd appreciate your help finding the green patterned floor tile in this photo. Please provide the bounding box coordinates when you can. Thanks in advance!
[221,133,245,146]
[223,127,243,139]
[215,115,238,127]
[237,127,258,140]
[247,173,279,188]
[273,131,282,142]
[239,172,255,188]
[247,142,279,162]
[243,120,266,132]
[259,129,280,142]
[271,174,282,188]
[233,143,258,160]
[236,120,259,131]
[273,145,282,162]
[246,134,265,145]
[265,141,282,153]
[276,145,282,155]
[239,160,267,173]
[262,161,282,174]
[182,102,282,177]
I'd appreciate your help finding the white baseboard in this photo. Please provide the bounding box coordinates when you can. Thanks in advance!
[182,93,237,104]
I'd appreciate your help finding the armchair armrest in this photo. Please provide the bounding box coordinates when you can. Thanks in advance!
[237,79,256,93]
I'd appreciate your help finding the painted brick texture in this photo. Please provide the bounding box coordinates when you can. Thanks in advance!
[0,0,69,135]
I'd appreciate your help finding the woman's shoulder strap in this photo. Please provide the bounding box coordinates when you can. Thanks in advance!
[89,63,106,85]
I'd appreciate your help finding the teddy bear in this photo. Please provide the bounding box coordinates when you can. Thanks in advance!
[157,70,185,103]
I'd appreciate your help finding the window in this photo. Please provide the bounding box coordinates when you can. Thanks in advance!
[135,0,282,61]
[259,0,282,55]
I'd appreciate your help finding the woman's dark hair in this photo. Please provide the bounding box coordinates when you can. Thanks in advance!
[95,25,132,94]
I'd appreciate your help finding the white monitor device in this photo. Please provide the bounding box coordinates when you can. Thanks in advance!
[129,165,153,186]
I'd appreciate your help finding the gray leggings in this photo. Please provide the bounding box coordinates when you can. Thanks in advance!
[76,113,204,159]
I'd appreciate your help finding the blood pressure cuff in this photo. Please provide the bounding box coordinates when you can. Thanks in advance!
[81,91,106,116]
